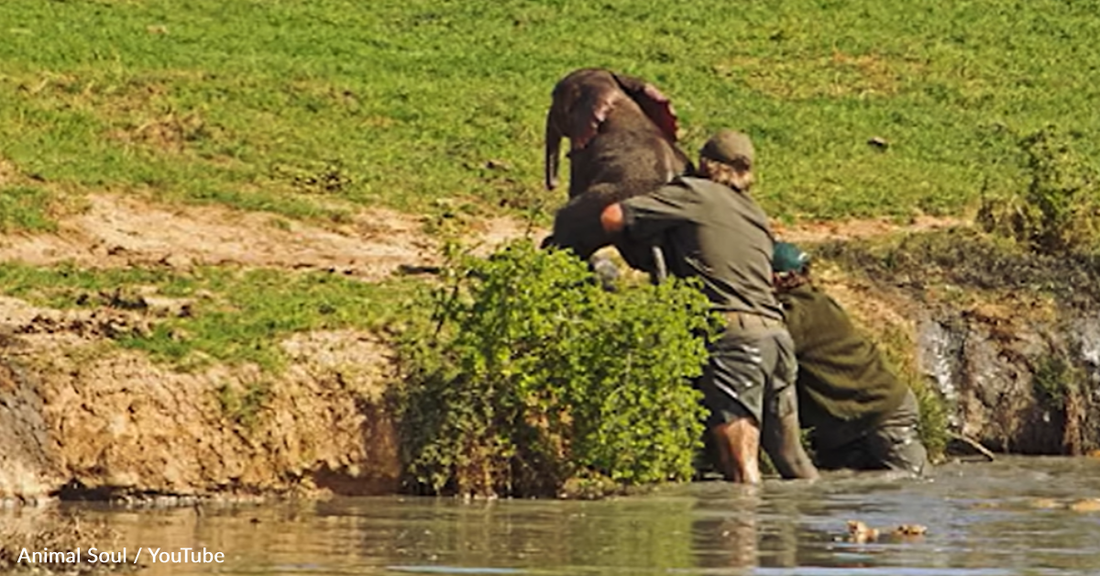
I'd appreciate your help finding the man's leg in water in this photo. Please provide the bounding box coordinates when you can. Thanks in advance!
[712,416,762,484]
[760,331,818,480]
[699,328,816,484]
[761,387,819,480]
[864,388,929,476]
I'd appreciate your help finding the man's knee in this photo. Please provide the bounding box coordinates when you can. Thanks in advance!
[874,423,929,476]
[874,389,929,475]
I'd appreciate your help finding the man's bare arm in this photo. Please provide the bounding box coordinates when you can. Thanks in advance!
[600,202,625,234]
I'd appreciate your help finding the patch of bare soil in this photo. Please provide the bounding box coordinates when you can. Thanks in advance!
[773,214,967,245]
[0,194,532,280]
[0,189,961,281]
[0,158,20,187]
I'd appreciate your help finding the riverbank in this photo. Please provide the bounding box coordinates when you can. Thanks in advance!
[5,0,1100,504]
[2,193,1098,503]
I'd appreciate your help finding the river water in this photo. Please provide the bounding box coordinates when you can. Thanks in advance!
[12,456,1100,576]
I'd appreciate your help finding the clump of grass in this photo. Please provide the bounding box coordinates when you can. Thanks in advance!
[1033,355,1079,412]
[877,324,949,461]
[0,262,421,371]
[0,185,56,233]
[817,228,1100,310]
[978,124,1100,255]
[215,378,273,431]
[1032,350,1100,456]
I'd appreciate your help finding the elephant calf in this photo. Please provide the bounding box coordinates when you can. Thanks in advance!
[541,68,693,271]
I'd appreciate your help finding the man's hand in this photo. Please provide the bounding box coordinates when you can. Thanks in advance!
[600,203,625,234]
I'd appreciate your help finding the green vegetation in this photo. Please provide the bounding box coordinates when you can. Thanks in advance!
[878,324,949,461]
[2,0,1099,221]
[0,262,419,371]
[1032,352,1097,455]
[820,226,1100,309]
[0,186,56,233]
[820,227,1100,457]
[216,378,273,430]
[978,124,1100,254]
[394,242,718,497]
[2,0,1098,482]
[1033,355,1080,412]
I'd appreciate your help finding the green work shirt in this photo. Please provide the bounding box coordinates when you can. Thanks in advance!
[619,176,783,320]
[779,283,907,426]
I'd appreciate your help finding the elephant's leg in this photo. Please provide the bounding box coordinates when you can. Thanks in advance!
[547,188,618,261]
[613,241,662,280]
[589,252,620,291]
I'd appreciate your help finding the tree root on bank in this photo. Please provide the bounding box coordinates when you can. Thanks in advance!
[948,431,996,462]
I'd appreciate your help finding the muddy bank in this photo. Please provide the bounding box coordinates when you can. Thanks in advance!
[816,226,1100,456]
[1,199,1098,503]
[0,300,402,502]
[0,193,529,503]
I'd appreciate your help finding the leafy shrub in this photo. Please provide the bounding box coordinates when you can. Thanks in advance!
[978,125,1100,254]
[394,241,719,498]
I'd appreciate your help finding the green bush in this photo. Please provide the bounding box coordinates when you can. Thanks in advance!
[978,125,1100,254]
[394,241,719,498]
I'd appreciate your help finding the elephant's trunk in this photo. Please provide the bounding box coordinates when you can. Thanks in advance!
[544,107,562,191]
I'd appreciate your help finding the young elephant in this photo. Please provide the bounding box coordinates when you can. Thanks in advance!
[541,68,693,268]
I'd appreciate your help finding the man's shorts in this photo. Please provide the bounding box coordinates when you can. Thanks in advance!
[696,322,798,429]
[814,388,929,476]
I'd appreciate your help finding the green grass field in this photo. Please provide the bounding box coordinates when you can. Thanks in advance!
[2,0,1098,374]
[3,0,1098,226]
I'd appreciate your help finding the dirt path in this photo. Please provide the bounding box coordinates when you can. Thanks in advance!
[0,194,532,280]
[773,214,966,245]
[0,193,965,279]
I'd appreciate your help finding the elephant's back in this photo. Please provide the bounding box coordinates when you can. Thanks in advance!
[585,127,685,181]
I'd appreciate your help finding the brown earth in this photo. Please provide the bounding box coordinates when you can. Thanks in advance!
[0,193,530,278]
[0,193,535,503]
[0,192,1004,502]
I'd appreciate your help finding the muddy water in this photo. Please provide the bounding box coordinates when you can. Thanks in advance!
[13,457,1100,576]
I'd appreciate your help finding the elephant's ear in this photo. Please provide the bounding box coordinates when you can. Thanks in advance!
[568,89,616,151]
[612,72,680,143]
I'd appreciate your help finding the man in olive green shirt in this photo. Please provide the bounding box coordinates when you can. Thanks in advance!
[773,241,928,475]
[599,130,818,484]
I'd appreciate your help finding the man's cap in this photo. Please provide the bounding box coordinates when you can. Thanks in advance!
[699,129,754,167]
[773,241,810,274]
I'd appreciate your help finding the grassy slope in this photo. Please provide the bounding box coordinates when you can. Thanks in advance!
[2,0,1099,225]
[0,0,1098,370]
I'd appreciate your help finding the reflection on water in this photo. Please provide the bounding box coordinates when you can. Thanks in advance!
[6,457,1100,576]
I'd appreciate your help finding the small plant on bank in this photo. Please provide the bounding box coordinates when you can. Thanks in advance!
[978,125,1100,254]
[877,324,949,461]
[393,241,719,498]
